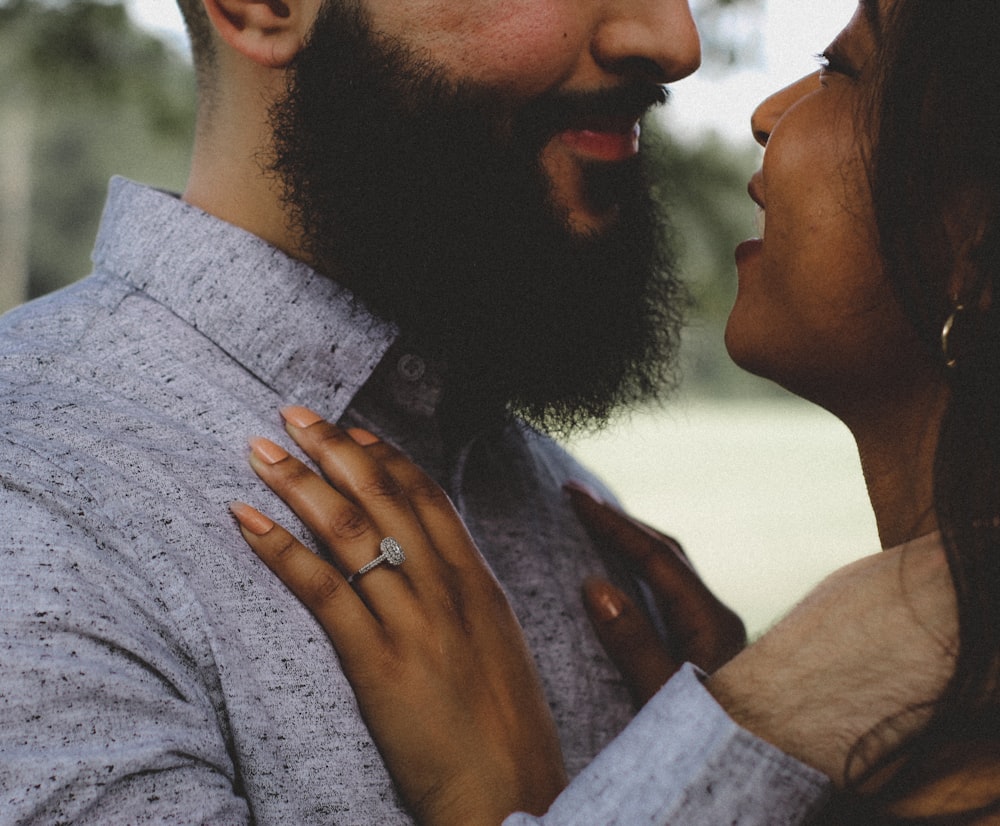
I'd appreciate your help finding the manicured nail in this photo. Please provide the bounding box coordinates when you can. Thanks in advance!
[249,436,288,465]
[281,405,323,428]
[564,479,604,503]
[583,578,624,621]
[230,502,274,536]
[347,428,380,446]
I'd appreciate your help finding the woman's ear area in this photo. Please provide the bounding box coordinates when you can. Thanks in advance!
[946,210,994,313]
[202,0,322,68]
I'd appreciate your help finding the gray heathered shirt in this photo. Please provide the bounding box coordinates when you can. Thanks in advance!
[0,178,828,824]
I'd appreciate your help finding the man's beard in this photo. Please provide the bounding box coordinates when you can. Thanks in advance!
[269,1,686,436]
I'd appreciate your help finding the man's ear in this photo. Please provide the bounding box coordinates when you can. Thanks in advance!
[203,0,319,68]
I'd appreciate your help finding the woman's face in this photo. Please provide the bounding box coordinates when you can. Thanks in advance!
[725,1,924,414]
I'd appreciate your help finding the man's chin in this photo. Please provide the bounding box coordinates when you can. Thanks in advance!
[554,192,623,236]
[566,206,622,237]
[269,0,684,440]
[541,148,622,236]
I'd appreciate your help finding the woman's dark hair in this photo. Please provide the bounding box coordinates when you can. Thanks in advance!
[822,1,1000,822]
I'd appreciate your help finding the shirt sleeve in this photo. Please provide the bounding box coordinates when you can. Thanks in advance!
[504,663,831,826]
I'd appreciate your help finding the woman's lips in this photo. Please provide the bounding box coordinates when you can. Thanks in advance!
[556,121,641,162]
[736,173,766,264]
[747,174,766,236]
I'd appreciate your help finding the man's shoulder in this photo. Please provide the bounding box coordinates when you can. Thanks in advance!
[0,275,158,443]
[0,272,132,364]
[0,273,221,520]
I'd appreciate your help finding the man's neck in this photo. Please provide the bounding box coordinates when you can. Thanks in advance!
[182,62,305,263]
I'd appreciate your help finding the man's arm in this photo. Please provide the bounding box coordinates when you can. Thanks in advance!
[569,487,956,786]
[705,531,956,783]
[502,663,830,826]
[505,507,954,824]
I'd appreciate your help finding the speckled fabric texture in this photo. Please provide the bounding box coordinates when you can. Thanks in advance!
[0,178,642,824]
[504,664,830,825]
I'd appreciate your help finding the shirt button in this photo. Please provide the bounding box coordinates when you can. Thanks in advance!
[396,354,426,382]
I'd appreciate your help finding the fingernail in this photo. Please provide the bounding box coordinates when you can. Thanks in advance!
[249,436,288,465]
[347,427,380,446]
[564,479,604,503]
[281,405,323,429]
[583,578,624,621]
[230,502,274,536]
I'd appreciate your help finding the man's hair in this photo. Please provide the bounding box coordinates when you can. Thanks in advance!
[175,0,216,93]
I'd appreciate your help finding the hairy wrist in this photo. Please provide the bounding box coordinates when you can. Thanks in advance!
[705,539,957,786]
[706,651,857,782]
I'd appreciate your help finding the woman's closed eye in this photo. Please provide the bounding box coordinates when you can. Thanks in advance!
[816,47,860,82]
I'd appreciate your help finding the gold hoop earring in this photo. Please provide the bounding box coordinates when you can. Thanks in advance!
[941,304,965,369]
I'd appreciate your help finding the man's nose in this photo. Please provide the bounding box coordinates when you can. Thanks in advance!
[592,0,702,84]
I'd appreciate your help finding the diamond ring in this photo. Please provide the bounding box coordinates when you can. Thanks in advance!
[347,537,406,584]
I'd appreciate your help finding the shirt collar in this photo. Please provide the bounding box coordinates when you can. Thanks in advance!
[92,177,399,421]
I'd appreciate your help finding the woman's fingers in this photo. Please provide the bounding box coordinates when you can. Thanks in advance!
[565,481,693,580]
[230,501,384,668]
[249,409,486,616]
[284,409,483,572]
[280,407,415,527]
[567,482,746,673]
[368,441,489,570]
[583,577,679,707]
[248,436,394,575]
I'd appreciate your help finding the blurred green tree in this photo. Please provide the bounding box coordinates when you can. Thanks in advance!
[0,0,195,309]
[694,0,763,68]
[648,131,769,396]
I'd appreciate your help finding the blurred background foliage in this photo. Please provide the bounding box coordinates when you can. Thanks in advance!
[0,0,769,395]
[0,0,195,305]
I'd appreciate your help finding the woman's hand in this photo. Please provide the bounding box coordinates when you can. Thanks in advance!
[565,482,747,706]
[231,406,567,826]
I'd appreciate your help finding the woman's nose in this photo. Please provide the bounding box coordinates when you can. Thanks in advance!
[750,72,821,147]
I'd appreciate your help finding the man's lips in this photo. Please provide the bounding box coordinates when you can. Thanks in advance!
[556,120,641,162]
[541,82,666,163]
